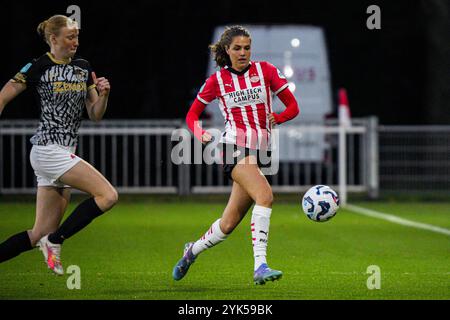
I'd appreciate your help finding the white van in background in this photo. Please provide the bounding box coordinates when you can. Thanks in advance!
[206,25,333,161]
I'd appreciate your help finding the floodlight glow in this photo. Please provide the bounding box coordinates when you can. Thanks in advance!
[284,65,294,78]
[291,38,300,48]
[288,82,296,93]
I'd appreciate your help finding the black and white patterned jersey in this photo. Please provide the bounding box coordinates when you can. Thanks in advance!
[12,52,96,146]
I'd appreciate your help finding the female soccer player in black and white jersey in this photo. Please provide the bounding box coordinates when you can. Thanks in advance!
[173,26,299,284]
[0,15,118,275]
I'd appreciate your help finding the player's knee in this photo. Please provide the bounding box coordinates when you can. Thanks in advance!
[28,235,39,247]
[104,188,119,210]
[28,230,45,247]
[97,188,118,211]
[256,191,273,208]
[220,220,237,234]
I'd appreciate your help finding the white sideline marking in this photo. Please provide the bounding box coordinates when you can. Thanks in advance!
[346,204,450,236]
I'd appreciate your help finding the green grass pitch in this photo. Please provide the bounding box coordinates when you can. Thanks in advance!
[0,199,449,300]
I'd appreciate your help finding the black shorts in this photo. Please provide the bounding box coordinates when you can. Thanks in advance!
[221,143,272,180]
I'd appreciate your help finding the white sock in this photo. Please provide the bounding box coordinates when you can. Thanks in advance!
[254,255,267,270]
[192,219,228,256]
[251,205,272,270]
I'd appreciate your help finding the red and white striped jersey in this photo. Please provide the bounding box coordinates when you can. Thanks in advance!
[197,61,288,150]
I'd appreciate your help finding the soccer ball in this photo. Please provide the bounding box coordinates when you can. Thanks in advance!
[302,185,340,222]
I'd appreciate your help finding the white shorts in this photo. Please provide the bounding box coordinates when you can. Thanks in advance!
[30,144,82,188]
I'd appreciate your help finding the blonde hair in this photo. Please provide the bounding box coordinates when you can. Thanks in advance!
[209,25,251,68]
[37,15,78,45]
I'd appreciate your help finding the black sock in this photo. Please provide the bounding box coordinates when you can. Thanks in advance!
[0,231,33,263]
[48,197,104,244]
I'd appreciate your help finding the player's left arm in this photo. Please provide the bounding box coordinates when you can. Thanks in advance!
[86,72,110,122]
[268,88,299,126]
[266,62,300,126]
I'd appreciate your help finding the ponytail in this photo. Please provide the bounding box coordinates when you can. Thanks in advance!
[36,20,48,41]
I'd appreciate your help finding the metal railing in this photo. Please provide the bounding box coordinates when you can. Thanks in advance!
[0,120,182,194]
[378,125,450,193]
[0,118,377,197]
[188,119,376,203]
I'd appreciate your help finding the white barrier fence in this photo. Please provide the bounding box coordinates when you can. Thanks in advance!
[0,119,378,201]
[378,125,450,193]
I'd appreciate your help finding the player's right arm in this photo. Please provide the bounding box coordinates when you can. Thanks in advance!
[186,99,212,144]
[0,60,35,117]
[0,81,26,117]
[186,75,217,144]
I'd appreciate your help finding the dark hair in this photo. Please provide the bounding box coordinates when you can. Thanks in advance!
[209,25,251,68]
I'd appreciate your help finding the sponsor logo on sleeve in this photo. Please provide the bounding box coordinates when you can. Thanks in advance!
[20,63,32,73]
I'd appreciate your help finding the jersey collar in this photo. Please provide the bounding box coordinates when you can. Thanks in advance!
[225,61,252,75]
[46,52,71,65]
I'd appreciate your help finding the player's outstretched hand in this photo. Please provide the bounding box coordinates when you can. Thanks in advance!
[92,72,110,97]
[201,131,212,144]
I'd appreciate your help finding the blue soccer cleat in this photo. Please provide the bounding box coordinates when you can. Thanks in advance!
[253,263,283,285]
[172,242,196,281]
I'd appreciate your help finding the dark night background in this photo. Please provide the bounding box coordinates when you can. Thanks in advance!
[0,0,449,124]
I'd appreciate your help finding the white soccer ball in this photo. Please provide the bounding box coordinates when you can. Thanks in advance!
[302,185,340,222]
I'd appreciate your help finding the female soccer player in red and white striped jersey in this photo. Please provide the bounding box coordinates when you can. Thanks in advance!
[173,25,299,284]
